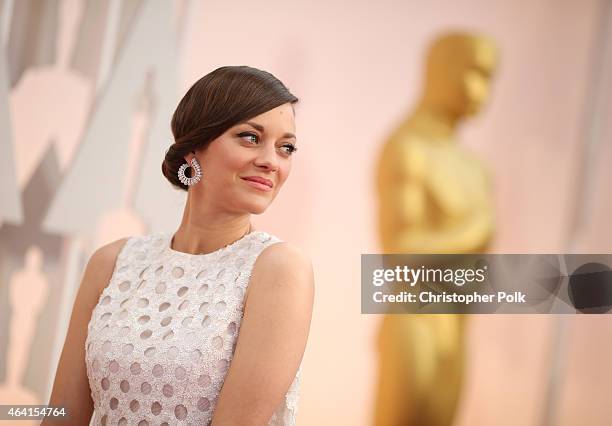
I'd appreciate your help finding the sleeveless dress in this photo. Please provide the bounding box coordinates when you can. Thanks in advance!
[85,230,301,425]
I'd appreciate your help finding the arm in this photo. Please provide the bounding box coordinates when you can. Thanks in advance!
[211,242,315,426]
[42,237,129,425]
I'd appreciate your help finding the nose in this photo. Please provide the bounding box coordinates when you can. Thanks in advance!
[466,74,489,105]
[254,141,279,171]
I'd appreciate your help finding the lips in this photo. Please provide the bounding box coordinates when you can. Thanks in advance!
[240,176,273,188]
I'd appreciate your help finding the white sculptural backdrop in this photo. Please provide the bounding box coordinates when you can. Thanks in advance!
[0,1,192,421]
[0,0,611,425]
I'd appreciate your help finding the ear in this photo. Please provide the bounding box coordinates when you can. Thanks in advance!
[183,150,197,164]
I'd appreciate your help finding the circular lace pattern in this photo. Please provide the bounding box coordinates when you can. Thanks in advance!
[85,232,300,425]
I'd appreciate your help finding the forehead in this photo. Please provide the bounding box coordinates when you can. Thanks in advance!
[469,42,497,72]
[241,103,296,133]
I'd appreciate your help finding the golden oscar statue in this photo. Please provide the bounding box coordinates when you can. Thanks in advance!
[373,32,498,426]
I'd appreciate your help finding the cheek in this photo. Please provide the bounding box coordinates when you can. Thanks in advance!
[205,145,248,182]
[276,161,292,187]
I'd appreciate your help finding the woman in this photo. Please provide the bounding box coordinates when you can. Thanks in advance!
[45,66,315,425]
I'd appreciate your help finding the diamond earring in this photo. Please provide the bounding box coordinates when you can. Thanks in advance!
[177,157,202,186]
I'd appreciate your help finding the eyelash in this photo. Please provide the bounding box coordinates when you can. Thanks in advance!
[238,132,298,155]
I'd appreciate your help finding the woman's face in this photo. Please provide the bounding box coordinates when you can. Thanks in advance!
[189,102,297,215]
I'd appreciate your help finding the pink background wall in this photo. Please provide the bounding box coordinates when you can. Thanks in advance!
[1,0,611,425]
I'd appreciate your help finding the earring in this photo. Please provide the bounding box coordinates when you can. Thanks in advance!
[177,157,202,186]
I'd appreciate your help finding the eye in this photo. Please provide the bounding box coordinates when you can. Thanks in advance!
[238,132,258,144]
[239,131,297,156]
[280,143,298,155]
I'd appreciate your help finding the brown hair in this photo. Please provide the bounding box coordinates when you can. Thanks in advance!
[162,66,299,190]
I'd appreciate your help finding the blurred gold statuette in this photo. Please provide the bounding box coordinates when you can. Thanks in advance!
[374,32,498,426]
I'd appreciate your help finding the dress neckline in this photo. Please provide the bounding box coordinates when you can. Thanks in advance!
[164,230,265,259]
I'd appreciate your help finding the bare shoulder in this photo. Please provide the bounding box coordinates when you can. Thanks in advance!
[380,135,428,181]
[76,236,132,322]
[245,242,315,302]
[256,241,314,284]
[256,241,313,272]
[86,237,131,294]
[90,237,131,264]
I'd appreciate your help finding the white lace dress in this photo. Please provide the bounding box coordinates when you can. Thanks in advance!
[85,231,300,425]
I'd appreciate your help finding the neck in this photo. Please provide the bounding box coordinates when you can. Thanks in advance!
[171,193,253,255]
[406,103,461,141]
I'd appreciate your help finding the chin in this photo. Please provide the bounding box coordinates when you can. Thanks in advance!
[243,200,270,215]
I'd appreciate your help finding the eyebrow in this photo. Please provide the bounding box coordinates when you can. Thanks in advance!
[244,121,296,140]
